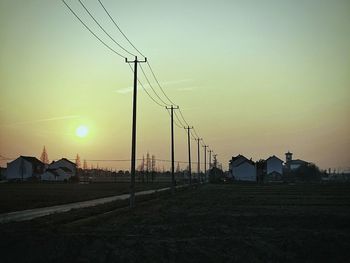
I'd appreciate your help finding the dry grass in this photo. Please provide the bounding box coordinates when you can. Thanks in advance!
[1,183,350,262]
[0,182,171,213]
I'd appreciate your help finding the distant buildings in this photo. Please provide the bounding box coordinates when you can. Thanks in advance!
[49,158,77,176]
[42,158,77,181]
[5,156,76,182]
[42,167,74,182]
[229,151,312,183]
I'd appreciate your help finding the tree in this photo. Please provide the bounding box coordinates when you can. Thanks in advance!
[176,162,180,173]
[75,154,81,169]
[284,163,322,183]
[83,159,88,170]
[209,167,225,183]
[151,155,156,172]
[40,146,49,164]
[295,163,322,182]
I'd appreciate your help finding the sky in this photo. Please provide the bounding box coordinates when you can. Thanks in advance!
[0,0,349,171]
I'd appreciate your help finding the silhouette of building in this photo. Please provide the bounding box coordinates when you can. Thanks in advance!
[49,158,77,177]
[264,155,284,181]
[6,156,45,180]
[229,155,256,181]
[42,167,73,181]
[284,151,309,171]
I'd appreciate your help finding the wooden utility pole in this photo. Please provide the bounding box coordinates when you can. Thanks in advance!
[184,126,193,185]
[196,138,202,183]
[126,56,147,208]
[209,150,213,169]
[166,105,179,194]
[203,145,208,182]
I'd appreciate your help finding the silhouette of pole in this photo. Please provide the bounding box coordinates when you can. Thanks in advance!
[166,105,179,194]
[213,154,218,168]
[126,56,147,208]
[196,138,202,182]
[203,145,208,182]
[209,150,213,169]
[184,126,193,185]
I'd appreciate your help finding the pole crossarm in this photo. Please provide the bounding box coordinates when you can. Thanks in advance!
[125,56,147,64]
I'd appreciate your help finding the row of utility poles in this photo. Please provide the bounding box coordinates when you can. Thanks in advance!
[127,56,216,208]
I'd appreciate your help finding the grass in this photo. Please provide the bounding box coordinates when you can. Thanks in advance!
[0,182,171,213]
[0,183,350,262]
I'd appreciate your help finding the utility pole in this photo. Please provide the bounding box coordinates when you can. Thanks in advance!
[184,126,193,185]
[213,154,218,168]
[166,105,179,194]
[126,56,147,208]
[203,145,208,182]
[209,150,213,170]
[196,138,202,183]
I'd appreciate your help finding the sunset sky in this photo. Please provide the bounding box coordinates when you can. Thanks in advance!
[1,0,349,171]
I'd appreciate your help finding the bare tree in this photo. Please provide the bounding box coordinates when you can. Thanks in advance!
[40,146,49,164]
[75,154,81,169]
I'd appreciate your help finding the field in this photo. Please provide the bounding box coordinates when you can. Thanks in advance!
[1,183,350,262]
[0,182,171,213]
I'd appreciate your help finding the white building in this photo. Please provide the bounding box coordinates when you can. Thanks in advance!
[229,154,246,172]
[266,155,283,175]
[265,155,284,182]
[6,156,45,180]
[229,155,256,181]
[285,152,309,171]
[48,158,77,177]
[42,167,73,181]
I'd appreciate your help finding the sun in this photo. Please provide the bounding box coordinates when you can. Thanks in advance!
[76,125,88,138]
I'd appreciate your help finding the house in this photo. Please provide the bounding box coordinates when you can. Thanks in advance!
[0,167,6,179]
[266,155,283,181]
[42,167,73,182]
[41,169,59,181]
[6,156,45,180]
[48,158,77,177]
[284,151,309,171]
[229,154,247,170]
[229,155,256,181]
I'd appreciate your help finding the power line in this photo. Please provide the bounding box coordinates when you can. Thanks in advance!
[97,0,146,58]
[78,0,136,57]
[128,64,165,107]
[178,108,190,126]
[154,158,207,165]
[174,110,186,128]
[193,127,201,139]
[61,0,126,59]
[83,159,140,162]
[190,130,197,140]
[146,61,178,106]
[62,0,217,175]
[166,108,182,128]
[139,64,171,106]
[98,0,188,129]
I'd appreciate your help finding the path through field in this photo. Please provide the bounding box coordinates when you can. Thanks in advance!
[1,184,350,262]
